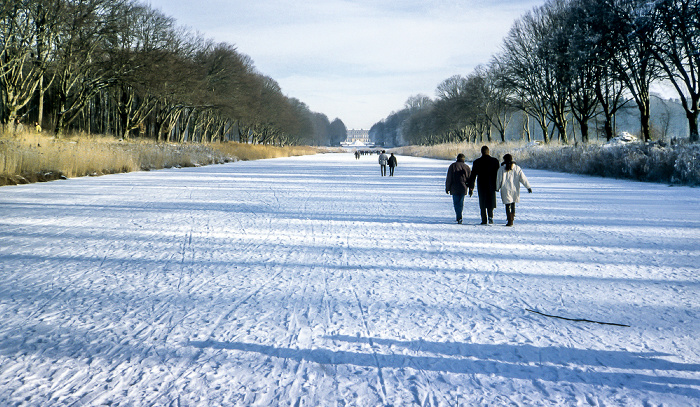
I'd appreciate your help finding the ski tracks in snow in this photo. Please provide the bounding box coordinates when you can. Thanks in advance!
[0,153,699,406]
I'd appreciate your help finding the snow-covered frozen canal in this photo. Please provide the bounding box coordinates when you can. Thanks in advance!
[0,153,699,406]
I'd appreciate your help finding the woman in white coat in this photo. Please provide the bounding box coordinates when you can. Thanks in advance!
[496,154,532,226]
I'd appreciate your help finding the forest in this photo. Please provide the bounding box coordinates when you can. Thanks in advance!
[0,0,348,147]
[370,0,700,148]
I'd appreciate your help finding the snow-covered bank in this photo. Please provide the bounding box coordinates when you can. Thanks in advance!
[0,153,698,406]
[394,141,700,186]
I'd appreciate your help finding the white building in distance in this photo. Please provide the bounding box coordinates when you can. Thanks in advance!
[341,129,374,148]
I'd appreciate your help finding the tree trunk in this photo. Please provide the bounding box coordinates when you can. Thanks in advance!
[523,114,531,142]
[54,92,69,136]
[540,123,549,143]
[555,122,568,144]
[37,76,44,127]
[604,116,614,141]
[640,101,651,142]
[688,109,699,143]
[580,120,589,143]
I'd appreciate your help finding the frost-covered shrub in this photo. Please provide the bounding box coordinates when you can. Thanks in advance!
[390,140,699,185]
[672,144,700,185]
[518,141,700,186]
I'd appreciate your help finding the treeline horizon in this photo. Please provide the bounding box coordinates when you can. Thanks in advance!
[370,0,700,147]
[1,0,348,146]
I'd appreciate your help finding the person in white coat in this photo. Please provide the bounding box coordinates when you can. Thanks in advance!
[378,150,389,176]
[496,154,532,226]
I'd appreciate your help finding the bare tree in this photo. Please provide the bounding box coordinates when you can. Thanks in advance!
[52,0,129,135]
[603,0,663,142]
[536,0,573,143]
[436,75,468,100]
[497,11,552,143]
[648,0,700,142]
[563,0,604,143]
[111,4,179,139]
[404,94,433,111]
[0,0,59,127]
[481,63,513,142]
[0,0,337,146]
[652,95,673,140]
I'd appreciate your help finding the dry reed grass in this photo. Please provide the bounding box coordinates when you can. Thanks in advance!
[208,142,317,161]
[0,130,317,186]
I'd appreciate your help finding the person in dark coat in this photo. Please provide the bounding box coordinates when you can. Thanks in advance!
[445,153,471,224]
[468,146,500,224]
[388,153,397,176]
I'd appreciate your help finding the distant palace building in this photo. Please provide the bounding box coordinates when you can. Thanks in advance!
[341,129,374,147]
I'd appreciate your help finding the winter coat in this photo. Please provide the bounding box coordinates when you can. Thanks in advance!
[496,163,531,204]
[468,155,500,208]
[378,153,389,165]
[388,155,397,168]
[445,161,471,196]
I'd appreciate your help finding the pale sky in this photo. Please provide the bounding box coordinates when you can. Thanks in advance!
[146,0,543,129]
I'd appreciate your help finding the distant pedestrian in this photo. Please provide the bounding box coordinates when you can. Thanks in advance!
[445,153,471,224]
[378,150,389,176]
[388,153,397,176]
[14,119,24,133]
[496,154,532,227]
[354,150,360,159]
[468,145,500,225]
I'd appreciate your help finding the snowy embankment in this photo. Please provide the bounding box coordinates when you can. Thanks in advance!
[0,153,698,406]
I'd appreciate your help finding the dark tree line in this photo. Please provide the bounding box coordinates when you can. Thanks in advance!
[371,0,700,146]
[0,0,345,146]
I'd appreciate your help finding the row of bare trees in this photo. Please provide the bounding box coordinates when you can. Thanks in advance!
[0,0,345,145]
[371,0,699,146]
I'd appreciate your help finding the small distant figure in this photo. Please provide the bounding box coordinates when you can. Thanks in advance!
[354,150,360,159]
[378,150,389,176]
[388,153,397,176]
[468,145,500,225]
[34,122,42,133]
[14,118,24,133]
[496,154,532,227]
[445,153,471,224]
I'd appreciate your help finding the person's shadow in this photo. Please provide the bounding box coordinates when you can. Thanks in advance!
[190,335,700,399]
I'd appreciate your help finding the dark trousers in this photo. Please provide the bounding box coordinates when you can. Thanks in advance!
[380,165,387,176]
[480,207,494,223]
[452,194,465,221]
[478,189,496,223]
[389,166,395,176]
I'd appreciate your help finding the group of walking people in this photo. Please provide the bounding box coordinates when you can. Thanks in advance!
[378,150,397,176]
[353,149,398,176]
[445,146,532,226]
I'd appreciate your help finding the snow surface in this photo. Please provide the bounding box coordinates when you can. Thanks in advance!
[0,153,699,406]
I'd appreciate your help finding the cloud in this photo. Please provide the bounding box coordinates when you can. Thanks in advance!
[148,0,543,128]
